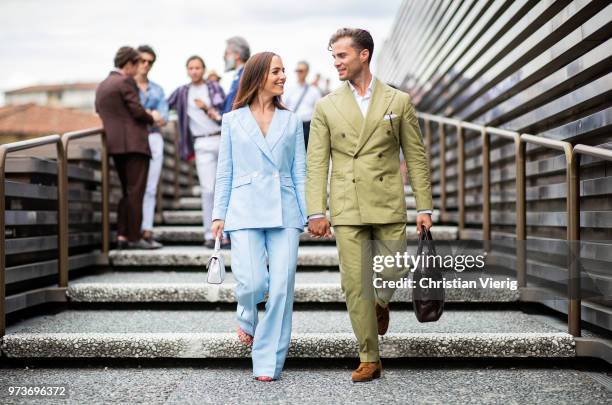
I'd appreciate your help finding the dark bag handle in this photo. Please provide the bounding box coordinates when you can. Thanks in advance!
[416,226,436,256]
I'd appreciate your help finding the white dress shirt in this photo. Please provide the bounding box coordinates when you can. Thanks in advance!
[309,76,432,219]
[348,77,374,117]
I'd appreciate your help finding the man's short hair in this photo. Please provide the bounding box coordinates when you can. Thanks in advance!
[137,45,156,63]
[297,61,310,72]
[186,55,206,69]
[226,36,251,63]
[328,28,374,63]
[114,46,140,68]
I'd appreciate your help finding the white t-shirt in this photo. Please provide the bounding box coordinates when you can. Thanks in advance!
[187,83,221,136]
[283,83,322,122]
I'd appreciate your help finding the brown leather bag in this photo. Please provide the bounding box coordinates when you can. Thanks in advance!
[412,226,445,322]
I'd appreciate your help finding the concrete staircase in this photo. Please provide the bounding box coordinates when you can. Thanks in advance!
[0,187,583,360]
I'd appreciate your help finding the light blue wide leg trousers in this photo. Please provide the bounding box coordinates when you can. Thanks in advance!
[228,227,301,379]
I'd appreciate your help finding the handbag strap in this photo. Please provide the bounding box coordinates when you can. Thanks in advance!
[214,236,221,253]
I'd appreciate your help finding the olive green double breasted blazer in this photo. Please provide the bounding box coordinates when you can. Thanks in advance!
[306,77,433,225]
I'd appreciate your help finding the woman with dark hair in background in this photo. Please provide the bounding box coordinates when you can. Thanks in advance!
[211,52,307,381]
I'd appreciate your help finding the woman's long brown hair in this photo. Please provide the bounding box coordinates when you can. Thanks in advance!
[232,51,287,111]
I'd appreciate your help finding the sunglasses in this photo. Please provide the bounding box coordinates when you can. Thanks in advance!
[295,69,306,73]
[140,58,154,65]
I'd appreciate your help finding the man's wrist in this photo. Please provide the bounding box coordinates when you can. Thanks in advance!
[417,209,433,215]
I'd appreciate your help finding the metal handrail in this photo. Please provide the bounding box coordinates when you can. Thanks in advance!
[417,113,612,337]
[60,128,109,289]
[574,144,612,160]
[0,134,64,336]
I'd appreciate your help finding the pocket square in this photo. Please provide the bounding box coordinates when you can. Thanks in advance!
[384,113,398,120]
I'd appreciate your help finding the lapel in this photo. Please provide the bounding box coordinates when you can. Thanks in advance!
[236,106,277,168]
[354,77,395,155]
[329,82,364,135]
[266,108,290,152]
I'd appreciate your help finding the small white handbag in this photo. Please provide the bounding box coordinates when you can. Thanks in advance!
[206,237,225,284]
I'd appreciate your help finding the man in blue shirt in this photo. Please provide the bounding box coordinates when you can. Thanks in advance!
[222,36,250,114]
[136,45,169,248]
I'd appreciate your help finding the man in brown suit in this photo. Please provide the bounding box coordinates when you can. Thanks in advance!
[95,46,162,249]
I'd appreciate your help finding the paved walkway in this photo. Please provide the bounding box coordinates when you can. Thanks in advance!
[0,360,609,404]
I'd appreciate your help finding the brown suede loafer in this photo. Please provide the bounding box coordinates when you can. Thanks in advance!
[351,360,382,382]
[376,303,390,335]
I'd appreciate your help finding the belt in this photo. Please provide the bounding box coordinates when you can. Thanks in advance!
[193,131,221,138]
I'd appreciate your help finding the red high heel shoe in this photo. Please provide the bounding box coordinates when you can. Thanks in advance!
[255,376,274,382]
[237,327,253,347]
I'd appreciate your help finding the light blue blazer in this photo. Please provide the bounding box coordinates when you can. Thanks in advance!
[212,106,307,232]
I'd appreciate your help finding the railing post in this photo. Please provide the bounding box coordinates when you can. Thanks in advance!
[57,140,68,288]
[566,145,581,337]
[439,124,447,221]
[481,128,491,251]
[515,136,526,289]
[0,146,7,336]
[101,133,110,254]
[457,124,465,233]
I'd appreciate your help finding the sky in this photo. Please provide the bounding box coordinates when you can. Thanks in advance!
[0,0,403,104]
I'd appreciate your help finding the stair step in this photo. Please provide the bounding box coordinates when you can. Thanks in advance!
[109,246,339,267]
[67,271,519,303]
[152,225,459,244]
[1,309,574,358]
[160,210,441,225]
[176,197,202,210]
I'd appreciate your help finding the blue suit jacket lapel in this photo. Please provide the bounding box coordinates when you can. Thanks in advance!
[266,109,289,153]
[237,107,277,167]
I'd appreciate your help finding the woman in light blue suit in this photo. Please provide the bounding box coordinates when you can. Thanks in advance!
[211,52,307,381]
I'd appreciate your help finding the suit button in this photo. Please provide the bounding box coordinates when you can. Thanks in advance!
[352,179,355,183]
[354,155,358,159]
[273,173,279,178]
[378,153,383,158]
[341,133,346,138]
[379,176,383,181]
[386,130,391,135]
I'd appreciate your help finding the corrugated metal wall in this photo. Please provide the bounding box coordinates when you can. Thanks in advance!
[377,0,612,329]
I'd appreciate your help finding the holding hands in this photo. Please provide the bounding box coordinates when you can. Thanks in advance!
[308,217,332,238]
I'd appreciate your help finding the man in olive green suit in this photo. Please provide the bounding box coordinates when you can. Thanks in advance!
[306,28,433,382]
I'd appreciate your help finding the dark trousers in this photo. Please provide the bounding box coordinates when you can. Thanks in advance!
[112,153,150,242]
[302,121,311,151]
